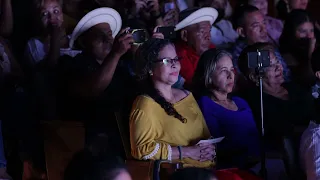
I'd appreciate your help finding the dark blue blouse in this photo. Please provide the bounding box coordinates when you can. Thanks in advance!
[197,96,260,168]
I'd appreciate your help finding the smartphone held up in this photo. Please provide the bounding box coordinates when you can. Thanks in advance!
[247,50,270,69]
[126,29,148,44]
[156,26,176,39]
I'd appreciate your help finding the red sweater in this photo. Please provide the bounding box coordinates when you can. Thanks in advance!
[175,41,215,86]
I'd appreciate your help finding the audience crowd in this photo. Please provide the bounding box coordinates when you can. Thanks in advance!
[0,0,320,179]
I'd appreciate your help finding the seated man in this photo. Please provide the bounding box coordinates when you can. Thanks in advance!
[174,7,217,87]
[57,7,135,157]
[231,5,290,82]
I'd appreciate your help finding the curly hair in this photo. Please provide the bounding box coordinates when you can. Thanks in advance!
[135,38,187,123]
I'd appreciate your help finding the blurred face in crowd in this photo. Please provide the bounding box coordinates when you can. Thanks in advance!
[181,21,212,55]
[263,51,284,85]
[113,170,132,180]
[211,55,235,94]
[287,0,309,10]
[83,23,114,62]
[239,10,268,45]
[39,0,63,29]
[95,0,116,8]
[211,0,227,21]
[210,0,227,9]
[295,21,314,39]
[151,44,181,85]
[249,0,268,15]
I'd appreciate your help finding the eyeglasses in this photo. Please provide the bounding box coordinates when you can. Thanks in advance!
[154,57,181,65]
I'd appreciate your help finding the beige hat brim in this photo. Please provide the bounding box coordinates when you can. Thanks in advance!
[69,7,122,48]
[175,7,218,31]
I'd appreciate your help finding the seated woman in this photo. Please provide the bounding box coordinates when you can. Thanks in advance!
[279,9,316,89]
[237,42,315,151]
[192,49,260,169]
[130,38,262,180]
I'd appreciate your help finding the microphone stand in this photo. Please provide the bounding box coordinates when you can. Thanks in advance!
[256,57,267,179]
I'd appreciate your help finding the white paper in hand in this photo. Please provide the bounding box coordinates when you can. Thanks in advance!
[196,137,225,145]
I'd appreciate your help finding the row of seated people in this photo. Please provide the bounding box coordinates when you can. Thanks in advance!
[1,0,319,179]
[129,37,315,179]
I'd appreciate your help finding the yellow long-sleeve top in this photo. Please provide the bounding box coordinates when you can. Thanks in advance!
[130,93,213,168]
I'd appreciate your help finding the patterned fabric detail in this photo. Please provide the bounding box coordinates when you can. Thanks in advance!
[142,143,160,160]
[312,82,320,99]
[167,144,172,161]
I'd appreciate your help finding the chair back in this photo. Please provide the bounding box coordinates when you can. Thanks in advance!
[282,137,306,180]
[42,121,85,180]
[114,112,133,159]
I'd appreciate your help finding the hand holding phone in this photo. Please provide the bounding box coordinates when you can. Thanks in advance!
[163,9,178,26]
[112,28,134,56]
[127,29,148,44]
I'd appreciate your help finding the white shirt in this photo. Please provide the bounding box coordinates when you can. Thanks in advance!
[25,37,82,67]
[211,20,239,49]
[300,121,320,180]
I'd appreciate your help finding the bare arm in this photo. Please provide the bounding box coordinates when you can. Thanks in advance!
[0,0,13,37]
[70,52,122,97]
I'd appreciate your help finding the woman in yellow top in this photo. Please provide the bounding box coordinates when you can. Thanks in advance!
[130,38,214,166]
[130,38,262,180]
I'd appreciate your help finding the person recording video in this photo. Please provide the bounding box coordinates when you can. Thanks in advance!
[238,42,314,150]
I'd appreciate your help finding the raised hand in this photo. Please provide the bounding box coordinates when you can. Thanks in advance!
[152,26,164,39]
[111,28,134,56]
[163,9,178,26]
[146,0,160,15]
[134,0,148,14]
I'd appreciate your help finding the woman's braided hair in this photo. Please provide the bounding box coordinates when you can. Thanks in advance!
[135,38,187,123]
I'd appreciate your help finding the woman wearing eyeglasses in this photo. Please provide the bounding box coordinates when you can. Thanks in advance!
[130,38,262,180]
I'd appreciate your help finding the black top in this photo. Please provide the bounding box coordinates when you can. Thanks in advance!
[238,83,315,149]
[56,53,136,157]
[56,53,136,121]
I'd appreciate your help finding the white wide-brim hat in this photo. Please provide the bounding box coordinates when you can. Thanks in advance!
[69,7,122,48]
[175,7,218,31]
